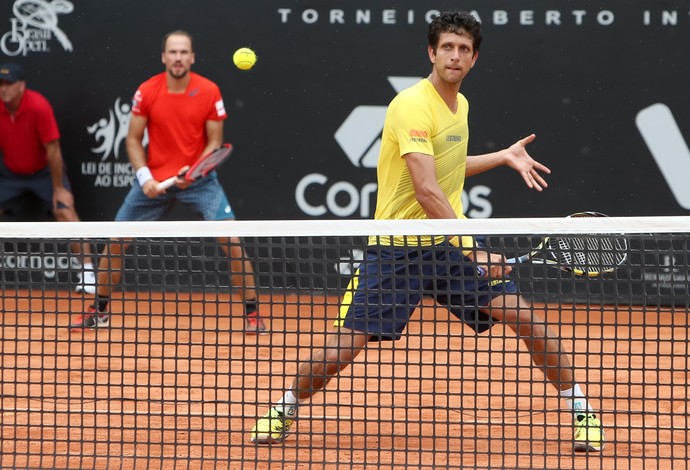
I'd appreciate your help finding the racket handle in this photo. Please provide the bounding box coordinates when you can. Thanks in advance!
[476,256,522,276]
[157,176,177,190]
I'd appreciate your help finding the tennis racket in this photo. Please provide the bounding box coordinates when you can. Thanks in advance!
[157,144,233,190]
[478,212,629,277]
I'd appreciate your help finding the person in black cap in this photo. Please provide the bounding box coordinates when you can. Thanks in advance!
[0,62,96,293]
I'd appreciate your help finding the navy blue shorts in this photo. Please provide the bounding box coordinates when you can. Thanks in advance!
[115,172,235,221]
[0,162,72,215]
[336,243,518,340]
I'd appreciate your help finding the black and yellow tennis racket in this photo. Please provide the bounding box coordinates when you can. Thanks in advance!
[507,211,628,277]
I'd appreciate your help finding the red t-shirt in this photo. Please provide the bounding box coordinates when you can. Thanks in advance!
[0,89,60,175]
[131,72,227,180]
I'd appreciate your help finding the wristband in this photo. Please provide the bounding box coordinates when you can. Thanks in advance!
[135,166,153,186]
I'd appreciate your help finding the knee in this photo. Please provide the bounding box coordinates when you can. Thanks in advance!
[322,347,358,370]
[53,208,78,222]
[500,310,545,333]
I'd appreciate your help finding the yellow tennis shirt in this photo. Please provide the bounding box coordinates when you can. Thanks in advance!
[371,79,471,248]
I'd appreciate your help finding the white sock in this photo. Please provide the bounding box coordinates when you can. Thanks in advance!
[560,384,594,419]
[83,262,94,271]
[275,391,298,418]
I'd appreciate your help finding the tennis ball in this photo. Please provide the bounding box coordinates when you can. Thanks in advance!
[233,47,257,70]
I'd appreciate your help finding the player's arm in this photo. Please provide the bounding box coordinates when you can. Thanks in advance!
[126,113,162,198]
[44,139,74,211]
[404,152,458,219]
[404,152,508,277]
[202,119,223,159]
[466,134,551,191]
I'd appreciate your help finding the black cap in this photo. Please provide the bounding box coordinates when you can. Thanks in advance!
[0,63,25,82]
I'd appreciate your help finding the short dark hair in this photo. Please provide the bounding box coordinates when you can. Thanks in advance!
[428,11,482,52]
[162,30,193,52]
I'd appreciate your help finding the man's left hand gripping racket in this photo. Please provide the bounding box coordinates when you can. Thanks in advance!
[157,144,233,190]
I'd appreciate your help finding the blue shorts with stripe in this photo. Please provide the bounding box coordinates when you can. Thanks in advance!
[115,172,235,221]
[0,162,73,215]
[336,242,518,341]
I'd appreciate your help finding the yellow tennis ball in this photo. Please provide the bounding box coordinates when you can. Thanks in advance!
[233,47,257,70]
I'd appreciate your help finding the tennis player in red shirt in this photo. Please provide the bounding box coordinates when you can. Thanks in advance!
[70,31,267,334]
[0,62,95,294]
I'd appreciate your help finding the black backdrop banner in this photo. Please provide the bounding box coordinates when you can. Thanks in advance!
[3,0,690,220]
[2,1,689,302]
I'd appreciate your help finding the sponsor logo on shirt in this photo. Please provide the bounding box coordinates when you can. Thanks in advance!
[215,99,226,118]
[408,129,428,143]
[132,90,143,114]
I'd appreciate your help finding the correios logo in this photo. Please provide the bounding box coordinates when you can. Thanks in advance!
[82,97,148,188]
[295,76,493,218]
[0,252,80,279]
[1,0,74,56]
[636,103,690,210]
[334,77,419,169]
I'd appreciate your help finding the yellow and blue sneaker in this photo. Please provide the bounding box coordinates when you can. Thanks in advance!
[251,407,295,444]
[574,413,605,452]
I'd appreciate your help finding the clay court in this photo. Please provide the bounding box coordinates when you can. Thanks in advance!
[1,289,687,469]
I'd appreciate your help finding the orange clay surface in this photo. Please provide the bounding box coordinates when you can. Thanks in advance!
[0,289,688,469]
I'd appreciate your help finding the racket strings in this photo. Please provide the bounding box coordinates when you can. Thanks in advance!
[188,148,232,179]
[552,235,628,274]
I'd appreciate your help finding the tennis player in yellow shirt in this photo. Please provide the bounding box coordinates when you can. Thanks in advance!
[251,11,604,452]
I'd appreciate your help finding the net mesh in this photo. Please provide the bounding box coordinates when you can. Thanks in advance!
[0,217,688,469]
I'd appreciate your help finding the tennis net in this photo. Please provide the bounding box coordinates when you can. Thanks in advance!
[0,217,688,469]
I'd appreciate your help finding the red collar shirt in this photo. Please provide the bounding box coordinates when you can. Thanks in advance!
[0,88,60,175]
